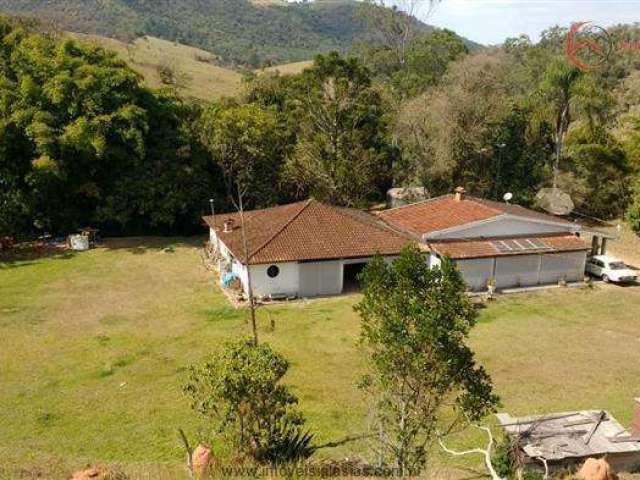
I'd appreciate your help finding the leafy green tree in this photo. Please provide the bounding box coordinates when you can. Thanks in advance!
[200,102,284,210]
[562,126,630,219]
[358,0,439,72]
[395,52,552,202]
[184,339,314,464]
[533,59,584,188]
[200,102,287,345]
[285,52,396,207]
[355,245,499,475]
[0,17,219,237]
[360,29,468,98]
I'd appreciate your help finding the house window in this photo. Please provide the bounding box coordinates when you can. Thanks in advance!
[267,265,280,278]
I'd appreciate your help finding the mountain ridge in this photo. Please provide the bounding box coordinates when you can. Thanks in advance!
[0,0,479,67]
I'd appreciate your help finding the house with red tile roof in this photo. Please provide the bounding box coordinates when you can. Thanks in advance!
[378,187,589,291]
[203,199,411,299]
[203,188,589,298]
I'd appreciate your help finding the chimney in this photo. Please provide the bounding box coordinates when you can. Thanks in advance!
[223,219,234,233]
[633,397,640,436]
[454,186,466,202]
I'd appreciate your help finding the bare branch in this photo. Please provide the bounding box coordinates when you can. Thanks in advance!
[438,425,506,480]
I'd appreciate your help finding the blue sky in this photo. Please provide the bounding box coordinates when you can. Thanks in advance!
[425,0,640,45]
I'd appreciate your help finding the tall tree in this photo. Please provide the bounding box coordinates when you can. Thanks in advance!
[200,103,286,345]
[534,59,583,189]
[359,29,468,98]
[394,52,551,202]
[285,52,396,207]
[359,0,439,70]
[355,245,499,476]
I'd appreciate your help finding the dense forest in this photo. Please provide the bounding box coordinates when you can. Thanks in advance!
[2,12,640,240]
[0,0,470,68]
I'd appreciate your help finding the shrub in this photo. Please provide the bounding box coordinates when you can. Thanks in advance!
[184,339,315,464]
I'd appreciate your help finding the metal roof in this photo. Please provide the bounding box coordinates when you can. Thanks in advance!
[497,411,640,462]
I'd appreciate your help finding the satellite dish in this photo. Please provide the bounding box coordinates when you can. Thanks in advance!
[536,188,574,216]
[503,192,514,203]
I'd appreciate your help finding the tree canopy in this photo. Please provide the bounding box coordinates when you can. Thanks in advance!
[355,245,499,474]
[0,16,220,237]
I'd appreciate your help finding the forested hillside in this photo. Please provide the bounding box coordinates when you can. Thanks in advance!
[0,0,447,67]
[3,12,640,241]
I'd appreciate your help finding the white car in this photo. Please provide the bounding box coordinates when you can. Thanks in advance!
[586,255,638,284]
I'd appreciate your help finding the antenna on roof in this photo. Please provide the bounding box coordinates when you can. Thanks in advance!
[503,192,513,204]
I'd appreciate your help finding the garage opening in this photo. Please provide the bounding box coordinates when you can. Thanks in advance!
[343,262,368,293]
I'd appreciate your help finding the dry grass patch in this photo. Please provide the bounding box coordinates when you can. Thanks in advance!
[72,34,245,101]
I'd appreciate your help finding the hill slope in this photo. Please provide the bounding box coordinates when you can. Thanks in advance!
[73,34,245,101]
[0,0,443,67]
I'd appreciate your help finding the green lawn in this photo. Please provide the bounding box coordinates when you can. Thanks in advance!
[1,237,640,478]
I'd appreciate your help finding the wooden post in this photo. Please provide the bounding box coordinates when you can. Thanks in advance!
[591,236,599,256]
[600,238,608,255]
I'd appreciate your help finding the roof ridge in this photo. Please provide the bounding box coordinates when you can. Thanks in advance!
[379,193,453,214]
[336,204,416,240]
[216,199,309,220]
[247,199,314,262]
[464,195,505,215]
[473,196,575,224]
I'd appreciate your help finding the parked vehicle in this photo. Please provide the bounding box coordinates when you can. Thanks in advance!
[586,255,638,284]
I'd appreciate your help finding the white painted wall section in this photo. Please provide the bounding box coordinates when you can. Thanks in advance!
[250,262,300,298]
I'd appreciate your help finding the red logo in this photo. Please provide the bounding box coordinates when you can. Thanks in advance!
[566,22,612,71]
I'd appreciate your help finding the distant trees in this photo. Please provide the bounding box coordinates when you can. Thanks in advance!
[395,52,550,203]
[355,245,499,475]
[360,28,468,98]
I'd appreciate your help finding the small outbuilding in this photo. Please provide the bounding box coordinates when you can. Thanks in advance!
[497,401,640,473]
[203,199,410,299]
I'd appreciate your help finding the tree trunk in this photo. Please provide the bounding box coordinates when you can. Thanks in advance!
[237,185,259,346]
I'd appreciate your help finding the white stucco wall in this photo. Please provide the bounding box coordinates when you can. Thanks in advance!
[429,253,442,269]
[208,240,395,298]
[250,262,300,298]
[427,216,580,240]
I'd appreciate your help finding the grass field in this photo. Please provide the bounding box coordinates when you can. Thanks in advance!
[1,237,640,478]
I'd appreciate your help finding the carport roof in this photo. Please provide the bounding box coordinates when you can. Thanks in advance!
[429,234,589,260]
[203,199,412,265]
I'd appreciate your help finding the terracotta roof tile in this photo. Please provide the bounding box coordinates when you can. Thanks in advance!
[378,194,575,237]
[203,199,412,264]
[429,235,589,260]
